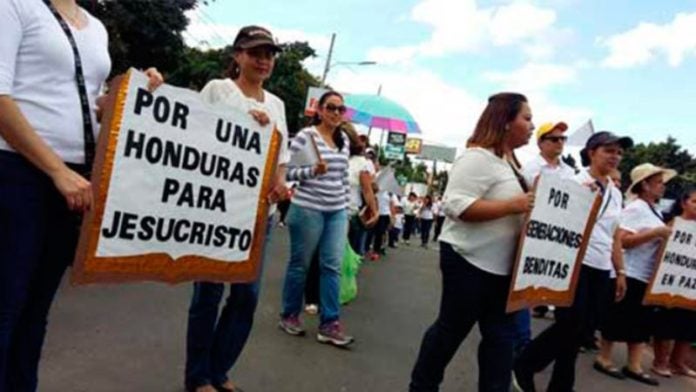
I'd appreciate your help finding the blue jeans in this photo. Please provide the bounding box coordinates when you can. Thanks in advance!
[513,309,532,360]
[281,204,347,325]
[410,242,518,392]
[185,216,274,389]
[0,151,86,392]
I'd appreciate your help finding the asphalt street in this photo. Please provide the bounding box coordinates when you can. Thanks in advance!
[40,227,696,391]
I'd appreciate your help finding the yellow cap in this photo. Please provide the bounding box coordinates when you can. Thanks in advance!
[536,122,568,140]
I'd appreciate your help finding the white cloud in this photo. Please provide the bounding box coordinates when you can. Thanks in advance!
[368,0,559,63]
[483,62,578,92]
[600,12,696,68]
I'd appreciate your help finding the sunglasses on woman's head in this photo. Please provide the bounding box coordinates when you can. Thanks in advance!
[542,136,568,143]
[324,103,347,114]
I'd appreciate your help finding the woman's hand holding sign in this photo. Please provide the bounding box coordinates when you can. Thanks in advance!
[249,109,270,126]
[509,191,535,214]
[51,165,93,212]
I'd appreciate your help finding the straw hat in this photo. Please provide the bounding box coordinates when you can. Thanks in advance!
[627,163,677,194]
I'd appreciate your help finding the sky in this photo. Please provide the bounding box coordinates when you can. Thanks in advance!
[184,0,696,160]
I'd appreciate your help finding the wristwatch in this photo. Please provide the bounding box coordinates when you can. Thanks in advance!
[616,269,626,276]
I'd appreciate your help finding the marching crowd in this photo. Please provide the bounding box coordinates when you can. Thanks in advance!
[1,1,694,391]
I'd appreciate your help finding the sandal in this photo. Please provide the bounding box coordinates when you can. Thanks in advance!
[651,366,672,378]
[672,366,696,378]
[622,367,660,386]
[214,382,245,392]
[593,361,626,380]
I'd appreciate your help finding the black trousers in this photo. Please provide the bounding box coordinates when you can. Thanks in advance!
[410,243,518,392]
[0,151,87,392]
[403,215,416,240]
[433,216,445,241]
[515,265,611,392]
[370,215,391,253]
[421,219,434,245]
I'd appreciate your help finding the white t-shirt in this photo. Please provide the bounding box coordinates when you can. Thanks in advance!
[402,199,417,216]
[394,213,404,230]
[199,79,290,215]
[348,155,375,213]
[199,79,290,166]
[439,148,525,276]
[575,169,624,271]
[522,154,576,186]
[420,205,434,220]
[0,0,111,163]
[620,198,665,282]
[377,191,392,216]
[433,200,446,217]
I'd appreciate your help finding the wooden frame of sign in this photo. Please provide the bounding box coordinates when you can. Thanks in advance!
[72,70,281,284]
[643,218,696,310]
[506,176,603,313]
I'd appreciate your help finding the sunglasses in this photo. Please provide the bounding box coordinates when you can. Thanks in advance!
[245,47,278,60]
[324,103,347,114]
[542,136,568,143]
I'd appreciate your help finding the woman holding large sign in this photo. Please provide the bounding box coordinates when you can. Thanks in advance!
[652,187,696,379]
[278,91,354,348]
[184,25,290,392]
[515,131,633,392]
[0,0,162,390]
[409,92,535,391]
[594,163,675,386]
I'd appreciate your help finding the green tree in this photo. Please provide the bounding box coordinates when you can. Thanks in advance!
[167,46,231,90]
[619,136,696,198]
[265,42,321,135]
[78,0,201,78]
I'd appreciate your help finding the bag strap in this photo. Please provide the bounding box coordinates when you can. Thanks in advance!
[43,0,96,170]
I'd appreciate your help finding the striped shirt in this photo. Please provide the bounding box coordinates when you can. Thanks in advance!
[287,127,350,212]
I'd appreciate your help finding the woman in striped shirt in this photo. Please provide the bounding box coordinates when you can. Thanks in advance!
[278,91,354,347]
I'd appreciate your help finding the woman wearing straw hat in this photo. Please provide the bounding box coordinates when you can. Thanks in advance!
[592,163,676,386]
[651,186,696,379]
[515,131,633,392]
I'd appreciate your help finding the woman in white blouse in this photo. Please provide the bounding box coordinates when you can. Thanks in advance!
[0,1,161,389]
[515,131,633,392]
[409,92,534,392]
[594,163,675,386]
[185,25,289,392]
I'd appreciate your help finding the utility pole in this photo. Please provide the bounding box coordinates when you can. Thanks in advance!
[320,33,336,86]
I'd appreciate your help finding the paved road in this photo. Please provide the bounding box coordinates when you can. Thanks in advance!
[41,228,695,391]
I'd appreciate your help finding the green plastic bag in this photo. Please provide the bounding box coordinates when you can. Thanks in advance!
[339,243,362,305]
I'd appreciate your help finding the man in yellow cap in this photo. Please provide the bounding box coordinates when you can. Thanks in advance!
[522,121,576,186]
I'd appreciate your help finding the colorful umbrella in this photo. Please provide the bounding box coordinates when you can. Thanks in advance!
[343,94,421,134]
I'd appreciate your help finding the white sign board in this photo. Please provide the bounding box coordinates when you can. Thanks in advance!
[507,173,601,312]
[644,217,696,310]
[73,70,280,284]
